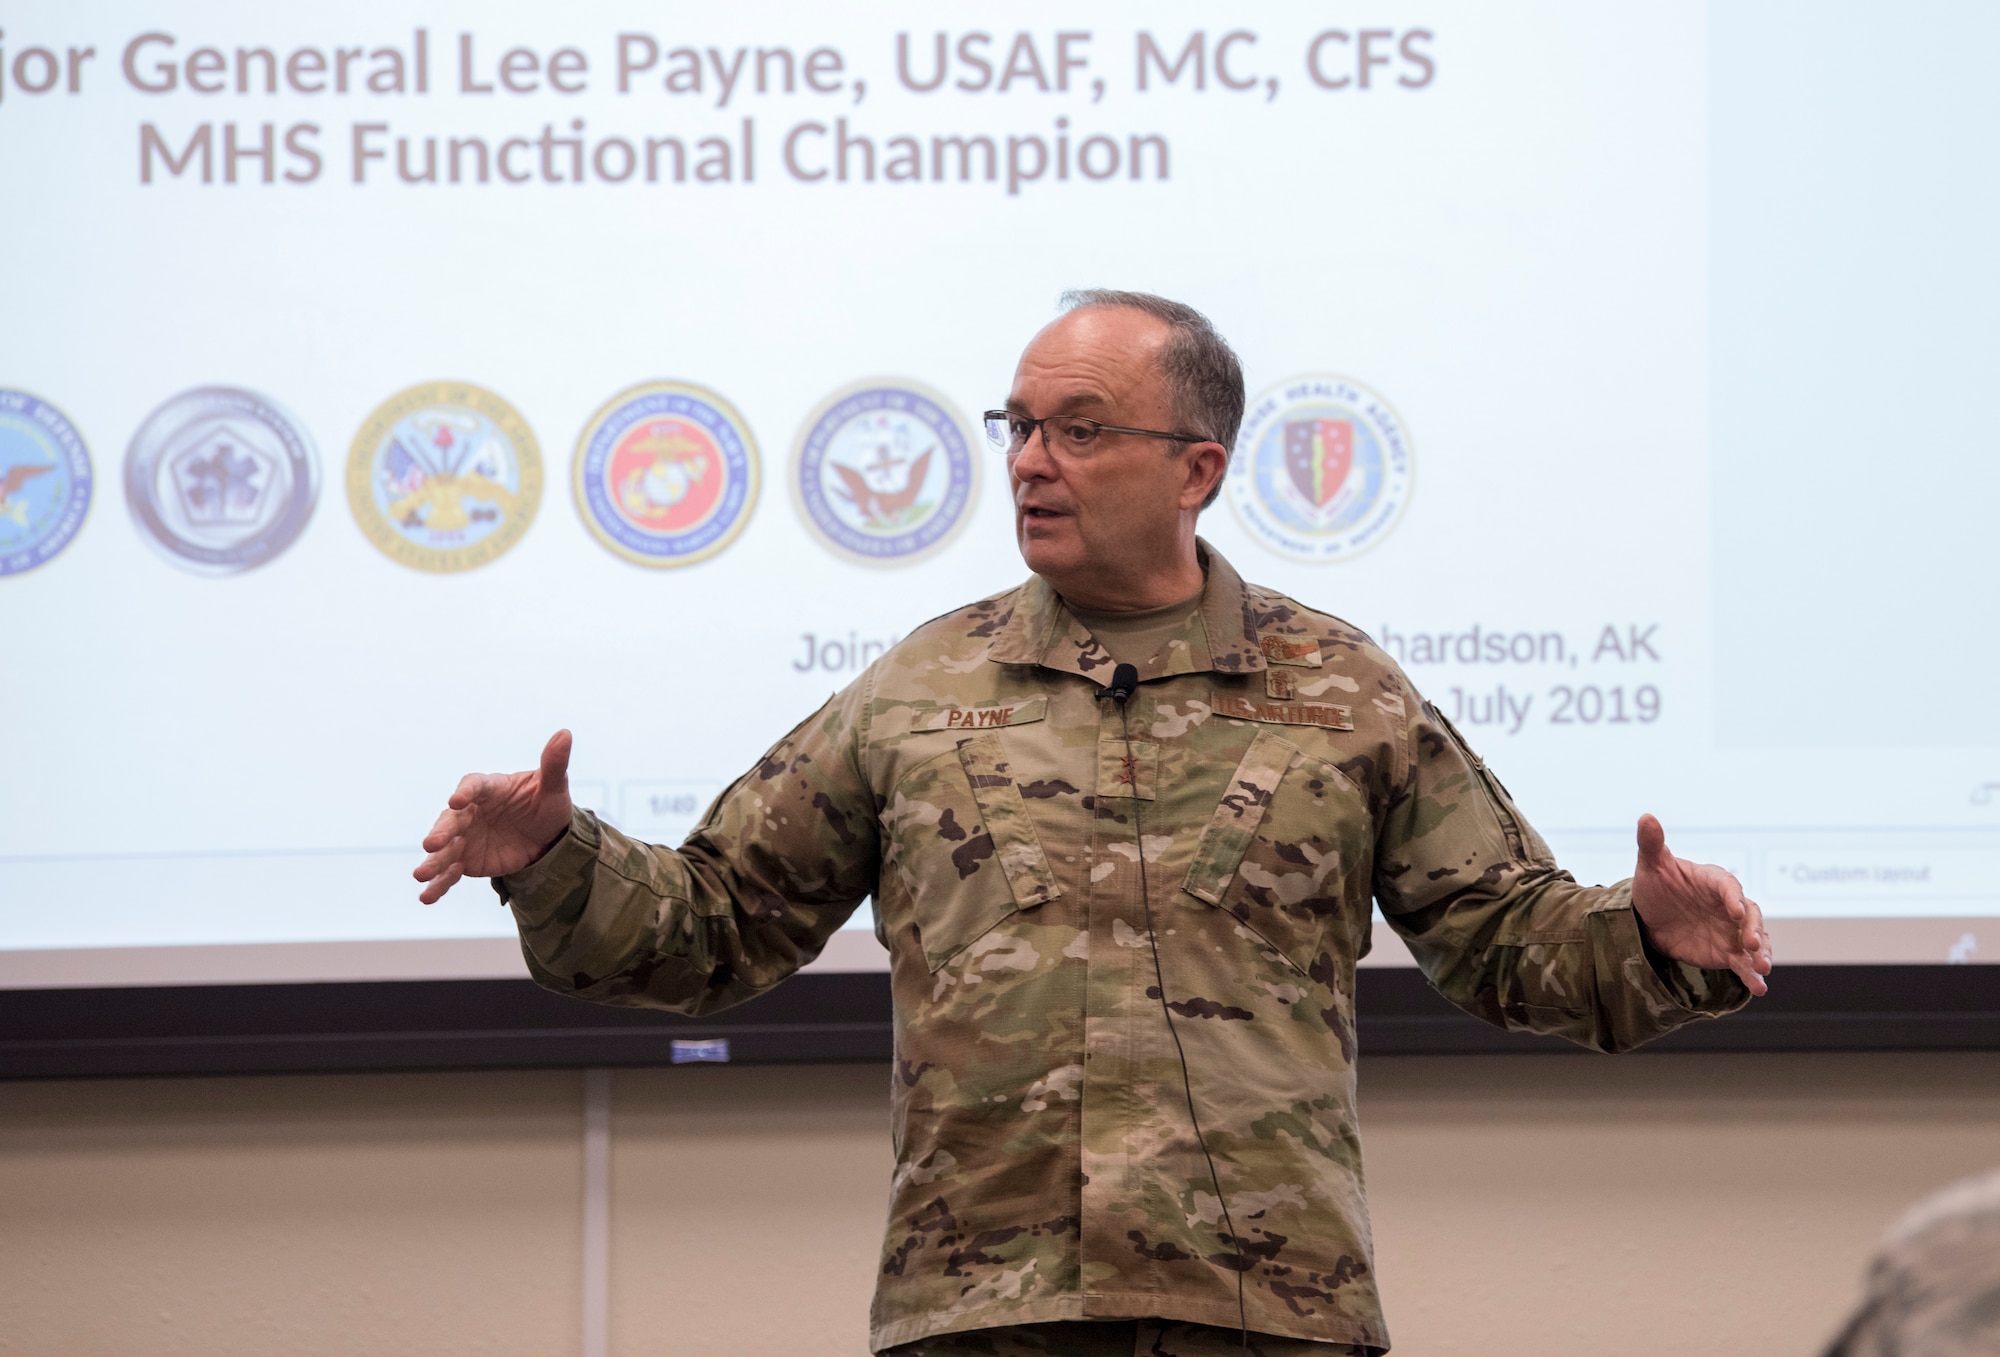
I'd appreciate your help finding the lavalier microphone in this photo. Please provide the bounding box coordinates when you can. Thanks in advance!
[1106,662,1139,706]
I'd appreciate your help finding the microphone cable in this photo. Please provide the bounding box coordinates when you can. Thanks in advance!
[1107,662,1249,1356]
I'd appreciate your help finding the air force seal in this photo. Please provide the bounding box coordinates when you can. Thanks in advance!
[573,381,759,567]
[1226,374,1413,563]
[348,382,542,573]
[791,380,977,567]
[125,387,319,574]
[0,389,92,577]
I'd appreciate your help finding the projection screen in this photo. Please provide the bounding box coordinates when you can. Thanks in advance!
[3,0,1995,994]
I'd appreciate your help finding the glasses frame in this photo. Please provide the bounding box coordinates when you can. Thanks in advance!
[983,409,1215,458]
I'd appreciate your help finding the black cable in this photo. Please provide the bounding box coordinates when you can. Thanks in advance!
[1115,687,1250,1357]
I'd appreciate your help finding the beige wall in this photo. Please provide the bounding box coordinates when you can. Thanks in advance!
[3,1052,1998,1356]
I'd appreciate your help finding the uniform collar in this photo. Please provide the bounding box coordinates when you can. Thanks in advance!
[984,538,1267,681]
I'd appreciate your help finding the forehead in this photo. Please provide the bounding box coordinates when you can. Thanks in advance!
[1010,307,1172,413]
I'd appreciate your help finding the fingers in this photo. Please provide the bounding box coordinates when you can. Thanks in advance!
[417,862,465,906]
[1728,947,1770,997]
[446,771,501,813]
[1743,896,1772,972]
[1635,813,1668,868]
[538,729,573,797]
[1711,864,1748,925]
[413,835,460,884]
[421,804,470,854]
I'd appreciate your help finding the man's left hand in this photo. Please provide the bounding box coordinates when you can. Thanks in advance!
[1631,813,1772,996]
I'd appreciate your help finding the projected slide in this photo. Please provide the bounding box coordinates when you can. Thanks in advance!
[3,3,1995,986]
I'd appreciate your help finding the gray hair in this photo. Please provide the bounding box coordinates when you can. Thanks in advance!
[1058,288,1244,508]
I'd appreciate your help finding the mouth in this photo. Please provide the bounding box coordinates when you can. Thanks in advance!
[1019,504,1068,521]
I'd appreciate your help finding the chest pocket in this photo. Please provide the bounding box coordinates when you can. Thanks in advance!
[883,733,1062,972]
[1180,727,1368,980]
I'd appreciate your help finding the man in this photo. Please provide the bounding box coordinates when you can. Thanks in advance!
[415,291,1771,1356]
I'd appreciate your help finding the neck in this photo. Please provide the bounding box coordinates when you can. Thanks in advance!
[1045,542,1204,613]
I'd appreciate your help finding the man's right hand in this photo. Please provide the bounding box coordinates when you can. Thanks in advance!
[413,730,575,904]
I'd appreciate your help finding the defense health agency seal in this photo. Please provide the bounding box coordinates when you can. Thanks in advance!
[790,379,978,567]
[1225,374,1413,563]
[124,387,319,574]
[573,381,759,567]
[0,389,92,578]
[348,382,542,573]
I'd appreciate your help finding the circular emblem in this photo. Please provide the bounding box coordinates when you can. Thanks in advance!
[573,381,759,567]
[1225,374,1414,563]
[0,390,92,578]
[347,381,542,573]
[124,387,319,574]
[790,379,978,567]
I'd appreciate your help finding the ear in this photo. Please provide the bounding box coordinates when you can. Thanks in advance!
[1177,442,1229,511]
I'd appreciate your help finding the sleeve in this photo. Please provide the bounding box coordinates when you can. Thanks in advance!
[1372,696,1750,1052]
[491,674,881,1017]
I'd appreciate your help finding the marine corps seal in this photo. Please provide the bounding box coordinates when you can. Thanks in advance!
[348,382,542,573]
[0,389,92,578]
[124,386,319,574]
[1225,374,1413,563]
[573,381,759,568]
[790,379,978,567]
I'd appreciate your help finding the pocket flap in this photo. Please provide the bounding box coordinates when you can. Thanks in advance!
[1180,729,1304,905]
[955,733,1063,912]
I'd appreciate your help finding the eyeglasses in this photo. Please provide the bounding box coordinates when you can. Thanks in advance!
[982,410,1212,459]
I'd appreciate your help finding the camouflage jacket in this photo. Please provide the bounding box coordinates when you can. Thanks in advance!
[496,542,1749,1353]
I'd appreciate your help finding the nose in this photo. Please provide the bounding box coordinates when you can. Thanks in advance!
[1009,425,1060,488]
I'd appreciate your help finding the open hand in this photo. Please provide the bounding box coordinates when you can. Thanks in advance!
[413,730,574,904]
[1631,813,1772,996]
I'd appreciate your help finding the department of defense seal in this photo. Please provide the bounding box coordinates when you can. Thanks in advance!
[0,390,92,578]
[347,381,542,573]
[124,387,319,574]
[790,379,978,567]
[1225,374,1413,563]
[573,381,759,568]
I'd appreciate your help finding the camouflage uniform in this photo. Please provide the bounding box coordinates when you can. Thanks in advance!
[1822,1168,2000,1357]
[497,541,1749,1353]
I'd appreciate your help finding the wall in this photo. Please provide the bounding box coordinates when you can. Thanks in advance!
[3,1052,1998,1356]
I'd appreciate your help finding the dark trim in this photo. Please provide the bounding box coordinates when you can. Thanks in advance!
[1,964,1995,1079]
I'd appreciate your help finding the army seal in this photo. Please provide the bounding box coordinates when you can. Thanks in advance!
[790,379,978,567]
[573,380,759,568]
[124,386,319,574]
[348,381,542,573]
[1225,374,1413,563]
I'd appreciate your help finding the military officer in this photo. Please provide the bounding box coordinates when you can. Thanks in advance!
[414,291,1771,1355]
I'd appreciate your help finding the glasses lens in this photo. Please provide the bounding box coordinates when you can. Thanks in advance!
[983,412,1016,451]
[1050,417,1098,453]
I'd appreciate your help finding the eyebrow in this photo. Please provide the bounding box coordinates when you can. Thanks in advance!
[1004,390,1114,416]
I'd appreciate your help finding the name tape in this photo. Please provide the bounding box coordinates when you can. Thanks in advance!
[917,696,1048,732]
[1213,693,1354,731]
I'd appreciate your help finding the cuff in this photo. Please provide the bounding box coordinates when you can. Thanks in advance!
[1600,901,1753,1019]
[490,806,602,916]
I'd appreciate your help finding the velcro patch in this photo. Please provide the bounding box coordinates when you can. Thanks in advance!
[916,696,1048,732]
[1258,633,1323,667]
[1213,693,1353,731]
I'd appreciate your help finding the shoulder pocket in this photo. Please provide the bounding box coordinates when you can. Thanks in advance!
[1181,728,1367,979]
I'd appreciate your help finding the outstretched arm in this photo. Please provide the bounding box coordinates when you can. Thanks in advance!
[1378,699,1761,1052]
[409,687,881,1016]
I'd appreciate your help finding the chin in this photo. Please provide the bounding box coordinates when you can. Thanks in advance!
[1016,529,1081,579]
